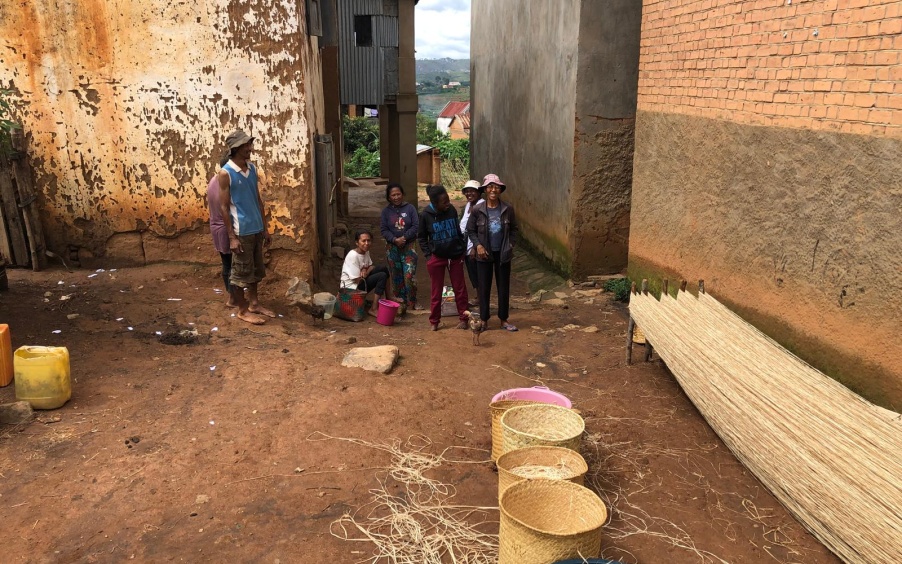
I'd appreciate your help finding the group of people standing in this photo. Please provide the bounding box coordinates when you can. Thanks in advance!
[343,173,519,332]
[206,129,519,333]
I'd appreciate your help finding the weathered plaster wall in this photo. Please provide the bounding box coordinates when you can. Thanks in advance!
[471,0,640,277]
[471,0,580,270]
[570,0,641,278]
[0,0,324,278]
[631,0,902,407]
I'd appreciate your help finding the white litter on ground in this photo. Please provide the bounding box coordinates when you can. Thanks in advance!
[52,330,62,334]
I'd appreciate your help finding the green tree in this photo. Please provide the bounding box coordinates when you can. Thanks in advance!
[341,115,379,154]
[435,137,469,168]
[343,146,381,178]
[416,113,448,147]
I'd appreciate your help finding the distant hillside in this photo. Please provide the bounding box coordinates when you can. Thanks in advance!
[416,58,470,83]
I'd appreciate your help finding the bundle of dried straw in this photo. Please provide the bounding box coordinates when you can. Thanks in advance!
[629,285,902,564]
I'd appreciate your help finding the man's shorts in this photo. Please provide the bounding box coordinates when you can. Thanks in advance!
[229,232,265,288]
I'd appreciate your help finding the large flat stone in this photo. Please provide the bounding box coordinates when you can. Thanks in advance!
[341,345,399,374]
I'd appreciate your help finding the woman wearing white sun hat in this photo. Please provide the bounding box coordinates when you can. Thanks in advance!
[458,179,484,303]
[466,173,519,332]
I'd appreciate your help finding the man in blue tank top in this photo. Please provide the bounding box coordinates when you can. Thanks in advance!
[217,130,275,325]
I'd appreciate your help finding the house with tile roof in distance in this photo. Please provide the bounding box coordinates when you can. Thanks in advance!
[448,111,470,140]
[436,101,470,137]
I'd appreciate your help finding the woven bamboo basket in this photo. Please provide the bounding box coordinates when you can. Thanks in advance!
[499,479,607,564]
[500,404,585,457]
[490,400,541,461]
[497,446,588,502]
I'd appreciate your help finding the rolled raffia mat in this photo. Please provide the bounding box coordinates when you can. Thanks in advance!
[630,287,902,564]
[499,478,607,564]
[497,446,588,502]
[500,404,585,458]
[490,400,540,461]
[632,324,646,344]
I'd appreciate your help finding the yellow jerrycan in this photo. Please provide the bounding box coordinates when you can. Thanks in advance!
[14,346,72,409]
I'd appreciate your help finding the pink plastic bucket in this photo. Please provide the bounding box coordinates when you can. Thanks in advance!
[375,299,401,326]
[491,386,572,408]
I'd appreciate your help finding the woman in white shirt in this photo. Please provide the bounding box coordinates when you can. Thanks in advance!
[341,229,391,317]
[459,180,484,305]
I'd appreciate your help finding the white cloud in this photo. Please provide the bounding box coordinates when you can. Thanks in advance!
[415,0,471,59]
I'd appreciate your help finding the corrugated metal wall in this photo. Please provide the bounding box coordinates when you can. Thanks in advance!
[339,0,399,105]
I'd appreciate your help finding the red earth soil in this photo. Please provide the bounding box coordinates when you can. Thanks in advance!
[0,259,840,564]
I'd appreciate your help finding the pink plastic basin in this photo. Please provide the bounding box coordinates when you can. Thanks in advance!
[375,299,401,326]
[491,386,572,408]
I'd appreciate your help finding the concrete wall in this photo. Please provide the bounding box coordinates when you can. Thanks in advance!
[0,0,325,278]
[631,0,902,408]
[471,0,641,276]
[570,0,642,277]
[471,0,581,270]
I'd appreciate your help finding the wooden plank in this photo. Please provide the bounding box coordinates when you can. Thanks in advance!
[10,130,46,271]
[0,171,12,263]
[0,154,29,266]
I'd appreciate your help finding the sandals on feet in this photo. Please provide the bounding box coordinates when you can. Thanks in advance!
[502,323,518,332]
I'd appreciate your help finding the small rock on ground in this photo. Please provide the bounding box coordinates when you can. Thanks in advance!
[341,345,399,374]
[0,401,34,425]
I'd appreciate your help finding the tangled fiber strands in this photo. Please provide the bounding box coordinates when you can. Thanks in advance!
[509,462,574,480]
[308,432,498,563]
[629,287,902,563]
[580,429,733,564]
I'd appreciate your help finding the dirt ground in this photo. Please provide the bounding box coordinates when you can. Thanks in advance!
[0,238,841,563]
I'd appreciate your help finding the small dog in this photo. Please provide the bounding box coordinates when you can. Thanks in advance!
[309,304,326,325]
[464,311,485,346]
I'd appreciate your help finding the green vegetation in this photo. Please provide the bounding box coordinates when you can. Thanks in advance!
[342,115,380,178]
[603,277,633,303]
[344,146,381,178]
[413,113,444,147]
[342,114,379,154]
[0,89,21,156]
[435,137,469,167]
[418,88,470,120]
[341,111,470,180]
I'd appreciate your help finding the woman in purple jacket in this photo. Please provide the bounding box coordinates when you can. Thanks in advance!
[379,183,420,311]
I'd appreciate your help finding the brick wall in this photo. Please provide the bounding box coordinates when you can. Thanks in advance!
[638,0,902,137]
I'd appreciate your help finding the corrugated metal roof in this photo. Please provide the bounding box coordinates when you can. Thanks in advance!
[416,144,433,154]
[438,101,469,118]
[338,0,399,105]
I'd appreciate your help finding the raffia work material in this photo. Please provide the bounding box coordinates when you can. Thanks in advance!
[629,289,902,564]
[500,404,585,458]
[490,400,540,461]
[499,479,606,564]
[497,446,588,501]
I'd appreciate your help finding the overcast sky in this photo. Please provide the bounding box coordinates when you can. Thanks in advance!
[415,0,471,60]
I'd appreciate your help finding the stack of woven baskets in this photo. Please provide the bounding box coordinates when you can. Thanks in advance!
[490,388,609,564]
